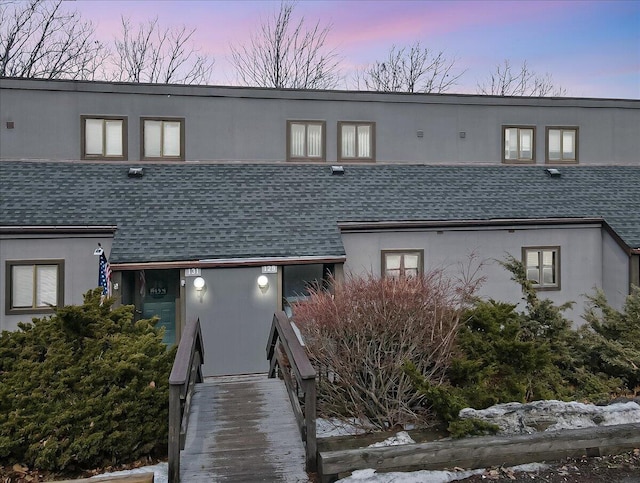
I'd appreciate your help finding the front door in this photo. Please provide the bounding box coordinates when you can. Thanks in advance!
[140,269,179,345]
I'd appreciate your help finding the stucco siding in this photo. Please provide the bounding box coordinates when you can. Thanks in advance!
[342,225,608,325]
[601,230,630,311]
[185,266,278,377]
[0,234,113,331]
[1,79,638,164]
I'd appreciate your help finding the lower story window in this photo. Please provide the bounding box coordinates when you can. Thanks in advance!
[6,260,64,313]
[382,250,423,278]
[523,247,560,289]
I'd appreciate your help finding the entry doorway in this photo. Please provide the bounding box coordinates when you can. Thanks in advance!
[120,269,180,346]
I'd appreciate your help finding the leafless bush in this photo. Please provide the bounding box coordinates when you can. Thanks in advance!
[293,270,479,431]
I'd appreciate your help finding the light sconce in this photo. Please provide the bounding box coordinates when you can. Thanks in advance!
[193,276,206,302]
[257,275,269,291]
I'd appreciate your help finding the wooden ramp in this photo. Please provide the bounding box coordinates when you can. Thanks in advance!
[180,373,310,482]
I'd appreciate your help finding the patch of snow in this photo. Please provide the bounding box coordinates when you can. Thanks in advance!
[90,462,167,483]
[338,468,484,482]
[317,418,368,437]
[368,431,415,447]
[459,400,640,434]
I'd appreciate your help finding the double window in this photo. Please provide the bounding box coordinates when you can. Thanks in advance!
[547,127,578,163]
[287,121,326,161]
[81,116,127,160]
[338,122,375,161]
[523,247,560,290]
[503,126,535,163]
[382,250,423,278]
[6,260,64,314]
[141,118,185,160]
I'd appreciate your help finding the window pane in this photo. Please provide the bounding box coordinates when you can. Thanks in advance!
[12,265,33,308]
[307,124,322,157]
[36,265,58,307]
[163,121,181,156]
[404,254,419,269]
[562,130,575,159]
[290,123,305,157]
[342,125,356,157]
[527,268,540,284]
[520,129,533,159]
[526,251,540,283]
[85,119,103,155]
[144,120,162,157]
[505,128,518,159]
[386,254,401,270]
[542,250,556,284]
[358,125,371,158]
[104,120,123,156]
[548,129,561,160]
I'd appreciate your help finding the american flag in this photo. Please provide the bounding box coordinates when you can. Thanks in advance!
[99,251,112,297]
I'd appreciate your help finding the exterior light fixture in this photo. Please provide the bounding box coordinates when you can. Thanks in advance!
[257,275,269,290]
[193,277,205,291]
[193,276,206,302]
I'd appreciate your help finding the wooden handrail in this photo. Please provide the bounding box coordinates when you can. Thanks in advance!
[168,318,204,483]
[266,311,317,472]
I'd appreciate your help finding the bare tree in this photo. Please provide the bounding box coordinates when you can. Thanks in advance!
[0,0,107,79]
[229,1,341,89]
[477,59,567,97]
[355,42,463,93]
[111,17,213,84]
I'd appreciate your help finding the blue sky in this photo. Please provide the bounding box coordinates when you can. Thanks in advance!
[72,0,640,98]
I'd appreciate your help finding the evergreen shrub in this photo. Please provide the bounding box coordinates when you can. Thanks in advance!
[0,289,175,472]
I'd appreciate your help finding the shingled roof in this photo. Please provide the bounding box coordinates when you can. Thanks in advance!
[1,161,639,264]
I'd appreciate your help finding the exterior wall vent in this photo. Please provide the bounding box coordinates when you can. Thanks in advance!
[330,165,345,175]
[128,167,144,178]
[545,168,561,177]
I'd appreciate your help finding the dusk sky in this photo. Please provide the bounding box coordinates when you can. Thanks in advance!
[71,0,640,99]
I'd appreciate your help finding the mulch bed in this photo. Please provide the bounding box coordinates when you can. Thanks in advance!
[458,449,640,482]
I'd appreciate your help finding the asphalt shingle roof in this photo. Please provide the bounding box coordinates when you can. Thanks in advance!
[1,162,639,264]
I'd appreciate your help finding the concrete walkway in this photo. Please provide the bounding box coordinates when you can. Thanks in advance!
[181,374,309,482]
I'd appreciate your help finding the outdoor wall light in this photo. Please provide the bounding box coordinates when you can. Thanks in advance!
[193,276,206,302]
[193,277,206,290]
[257,275,269,290]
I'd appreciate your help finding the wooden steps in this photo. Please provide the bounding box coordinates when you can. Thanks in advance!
[181,374,309,482]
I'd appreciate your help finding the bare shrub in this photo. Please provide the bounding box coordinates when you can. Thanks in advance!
[293,270,477,431]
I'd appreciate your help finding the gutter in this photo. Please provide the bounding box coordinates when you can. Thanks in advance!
[0,225,117,235]
[112,255,346,271]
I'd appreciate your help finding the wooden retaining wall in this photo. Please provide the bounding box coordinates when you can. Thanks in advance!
[318,422,640,482]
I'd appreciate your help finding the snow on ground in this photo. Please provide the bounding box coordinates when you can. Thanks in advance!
[90,463,167,482]
[92,401,639,483]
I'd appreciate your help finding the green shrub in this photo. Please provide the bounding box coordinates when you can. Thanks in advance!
[0,289,175,472]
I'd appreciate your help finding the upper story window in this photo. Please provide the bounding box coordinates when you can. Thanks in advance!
[81,116,127,160]
[287,121,326,161]
[382,250,423,278]
[338,122,375,162]
[547,127,578,163]
[6,260,64,314]
[503,126,535,163]
[141,118,185,161]
[523,247,560,290]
